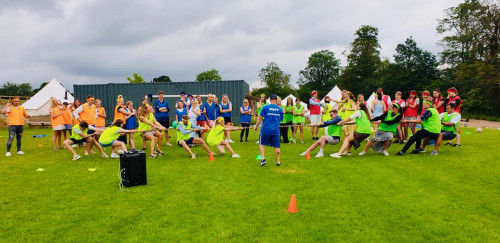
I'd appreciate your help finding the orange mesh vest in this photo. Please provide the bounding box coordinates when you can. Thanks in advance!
[80,104,96,125]
[62,108,72,125]
[7,106,26,126]
[96,107,106,127]
[114,105,126,124]
[50,107,64,127]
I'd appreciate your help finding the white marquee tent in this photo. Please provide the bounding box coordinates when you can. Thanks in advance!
[266,94,308,108]
[321,85,343,109]
[22,78,74,116]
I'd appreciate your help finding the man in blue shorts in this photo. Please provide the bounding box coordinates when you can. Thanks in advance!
[254,94,284,166]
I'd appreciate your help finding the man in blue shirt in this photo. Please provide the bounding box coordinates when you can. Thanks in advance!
[254,94,284,166]
[154,91,171,146]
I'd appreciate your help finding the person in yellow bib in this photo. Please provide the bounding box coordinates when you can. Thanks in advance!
[177,115,214,159]
[62,121,107,160]
[300,109,342,158]
[98,119,138,158]
[2,97,31,156]
[397,101,443,156]
[359,103,403,156]
[207,117,241,157]
[138,104,166,158]
[330,103,372,158]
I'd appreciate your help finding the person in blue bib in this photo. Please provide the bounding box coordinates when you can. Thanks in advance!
[98,119,138,158]
[254,94,284,166]
[203,94,218,128]
[300,109,342,158]
[154,91,172,146]
[219,94,235,143]
[239,99,252,142]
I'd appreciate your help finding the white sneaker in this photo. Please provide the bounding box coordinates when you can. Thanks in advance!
[256,141,259,144]
[301,140,304,144]
[6,152,11,157]
[300,151,307,156]
[383,150,389,156]
[330,153,341,158]
[72,144,76,148]
[101,153,109,158]
[191,154,196,159]
[292,140,296,143]
[226,139,235,144]
[166,143,172,146]
[359,151,366,155]
[117,150,124,154]
[420,150,426,153]
[110,153,119,159]
[72,154,81,160]
[17,151,25,155]
[232,154,240,158]
[343,151,351,156]
[314,152,324,158]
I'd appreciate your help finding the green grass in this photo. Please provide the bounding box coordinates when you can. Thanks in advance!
[0,127,499,241]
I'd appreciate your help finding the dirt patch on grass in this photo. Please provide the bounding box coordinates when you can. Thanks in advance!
[462,119,500,129]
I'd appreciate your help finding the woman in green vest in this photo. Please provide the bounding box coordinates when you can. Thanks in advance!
[98,119,138,159]
[138,104,167,158]
[330,103,372,158]
[62,121,107,161]
[282,97,294,143]
[177,115,214,159]
[207,117,241,157]
[292,98,305,143]
[359,104,403,156]
[300,109,342,158]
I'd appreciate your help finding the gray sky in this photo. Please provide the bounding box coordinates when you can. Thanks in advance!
[0,0,462,92]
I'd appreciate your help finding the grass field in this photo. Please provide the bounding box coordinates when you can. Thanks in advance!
[0,127,499,241]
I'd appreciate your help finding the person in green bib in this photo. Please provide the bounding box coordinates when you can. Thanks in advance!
[62,121,107,161]
[282,97,294,143]
[177,115,214,159]
[300,109,342,158]
[397,100,443,156]
[98,119,138,159]
[207,117,241,157]
[359,103,403,156]
[277,97,289,143]
[330,103,372,158]
[138,104,167,158]
[420,103,461,153]
[321,96,333,136]
[292,98,306,143]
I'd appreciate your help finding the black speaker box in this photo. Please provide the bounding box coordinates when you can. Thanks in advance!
[120,150,147,187]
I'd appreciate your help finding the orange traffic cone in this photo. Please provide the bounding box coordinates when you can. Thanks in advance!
[305,150,311,159]
[209,152,215,161]
[287,194,298,213]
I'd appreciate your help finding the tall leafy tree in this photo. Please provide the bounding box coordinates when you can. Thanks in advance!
[196,69,222,81]
[338,25,382,96]
[0,82,33,96]
[127,73,146,83]
[152,75,172,82]
[298,50,340,101]
[258,62,294,98]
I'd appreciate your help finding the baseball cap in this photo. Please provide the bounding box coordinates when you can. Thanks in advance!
[269,94,278,99]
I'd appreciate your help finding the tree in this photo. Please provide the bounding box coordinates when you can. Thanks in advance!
[298,50,341,100]
[196,69,222,81]
[152,75,172,83]
[338,25,382,96]
[258,62,295,98]
[0,82,33,96]
[127,73,146,83]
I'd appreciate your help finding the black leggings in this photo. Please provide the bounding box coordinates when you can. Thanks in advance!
[280,121,292,143]
[240,123,250,141]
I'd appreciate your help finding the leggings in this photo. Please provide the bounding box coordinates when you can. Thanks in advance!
[240,123,250,141]
[7,125,24,152]
[280,121,292,143]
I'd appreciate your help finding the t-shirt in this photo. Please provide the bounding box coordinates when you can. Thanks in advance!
[259,104,283,135]
[204,102,217,120]
[439,112,461,124]
[188,106,200,120]
[154,99,170,119]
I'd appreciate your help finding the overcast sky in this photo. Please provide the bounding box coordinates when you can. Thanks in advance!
[0,0,463,92]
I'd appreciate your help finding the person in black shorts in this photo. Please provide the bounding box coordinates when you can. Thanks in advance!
[154,91,172,146]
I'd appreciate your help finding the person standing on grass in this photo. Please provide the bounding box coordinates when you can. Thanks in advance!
[62,121,108,160]
[98,119,138,158]
[397,100,442,156]
[309,90,324,140]
[330,103,372,158]
[154,91,172,147]
[219,94,235,143]
[433,88,445,114]
[49,98,65,150]
[420,90,431,115]
[359,103,403,156]
[207,117,241,157]
[338,90,357,136]
[95,99,106,129]
[70,99,81,126]
[392,91,405,142]
[61,102,73,140]
[2,97,31,157]
[124,101,137,150]
[203,94,217,128]
[282,97,294,142]
[213,96,220,118]
[114,95,132,149]
[300,109,342,158]
[371,91,385,133]
[292,98,305,144]
[188,99,201,138]
[175,101,187,122]
[377,88,392,112]
[421,103,461,152]
[239,99,252,142]
[321,96,332,136]
[138,104,167,158]
[177,115,213,159]
[254,94,284,166]
[196,95,207,139]
[403,90,419,143]
[443,87,461,146]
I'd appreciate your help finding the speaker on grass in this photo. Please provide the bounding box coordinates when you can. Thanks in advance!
[120,150,147,187]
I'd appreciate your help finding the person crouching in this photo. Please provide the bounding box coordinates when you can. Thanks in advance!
[98,119,138,158]
[177,115,214,159]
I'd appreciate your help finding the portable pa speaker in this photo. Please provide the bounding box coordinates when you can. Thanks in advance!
[120,150,147,187]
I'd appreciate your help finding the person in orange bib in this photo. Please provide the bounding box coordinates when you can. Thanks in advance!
[95,99,106,129]
[49,98,65,150]
[61,101,73,139]
[113,95,132,147]
[73,95,99,154]
[2,97,31,156]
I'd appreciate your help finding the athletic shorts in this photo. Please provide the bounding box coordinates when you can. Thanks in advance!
[157,118,170,128]
[87,125,96,135]
[309,114,322,125]
[178,137,194,146]
[117,134,127,144]
[326,136,341,145]
[441,131,456,140]
[100,140,114,147]
[141,131,155,139]
[70,138,85,144]
[64,124,73,130]
[223,117,232,124]
[197,120,206,127]
[259,133,280,148]
[349,132,370,150]
[52,125,65,131]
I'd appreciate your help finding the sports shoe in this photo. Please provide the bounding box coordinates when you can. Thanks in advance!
[101,153,109,158]
[453,144,461,147]
[141,147,146,150]
[226,139,235,143]
[155,150,164,155]
[149,154,157,159]
[5,152,11,157]
[256,141,259,144]
[299,151,308,156]
[117,150,125,154]
[292,140,296,143]
[17,151,25,155]
[359,151,366,156]
[430,151,438,155]
[383,150,389,156]
[330,153,341,158]
[419,150,426,153]
[314,152,324,158]
[410,149,420,154]
[396,151,404,156]
[72,154,81,160]
[260,159,267,166]
[301,140,304,144]
[232,154,240,158]
[191,154,196,159]
[165,143,172,146]
[401,140,407,144]
[240,140,243,142]
[343,152,351,156]
[445,142,453,146]
[276,162,281,166]
[110,153,119,159]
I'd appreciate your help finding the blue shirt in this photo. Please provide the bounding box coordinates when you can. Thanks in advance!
[204,102,217,121]
[259,104,284,135]
[240,106,251,123]
[175,108,187,122]
[154,99,170,119]
[220,102,231,118]
[124,108,137,129]
[197,103,206,121]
